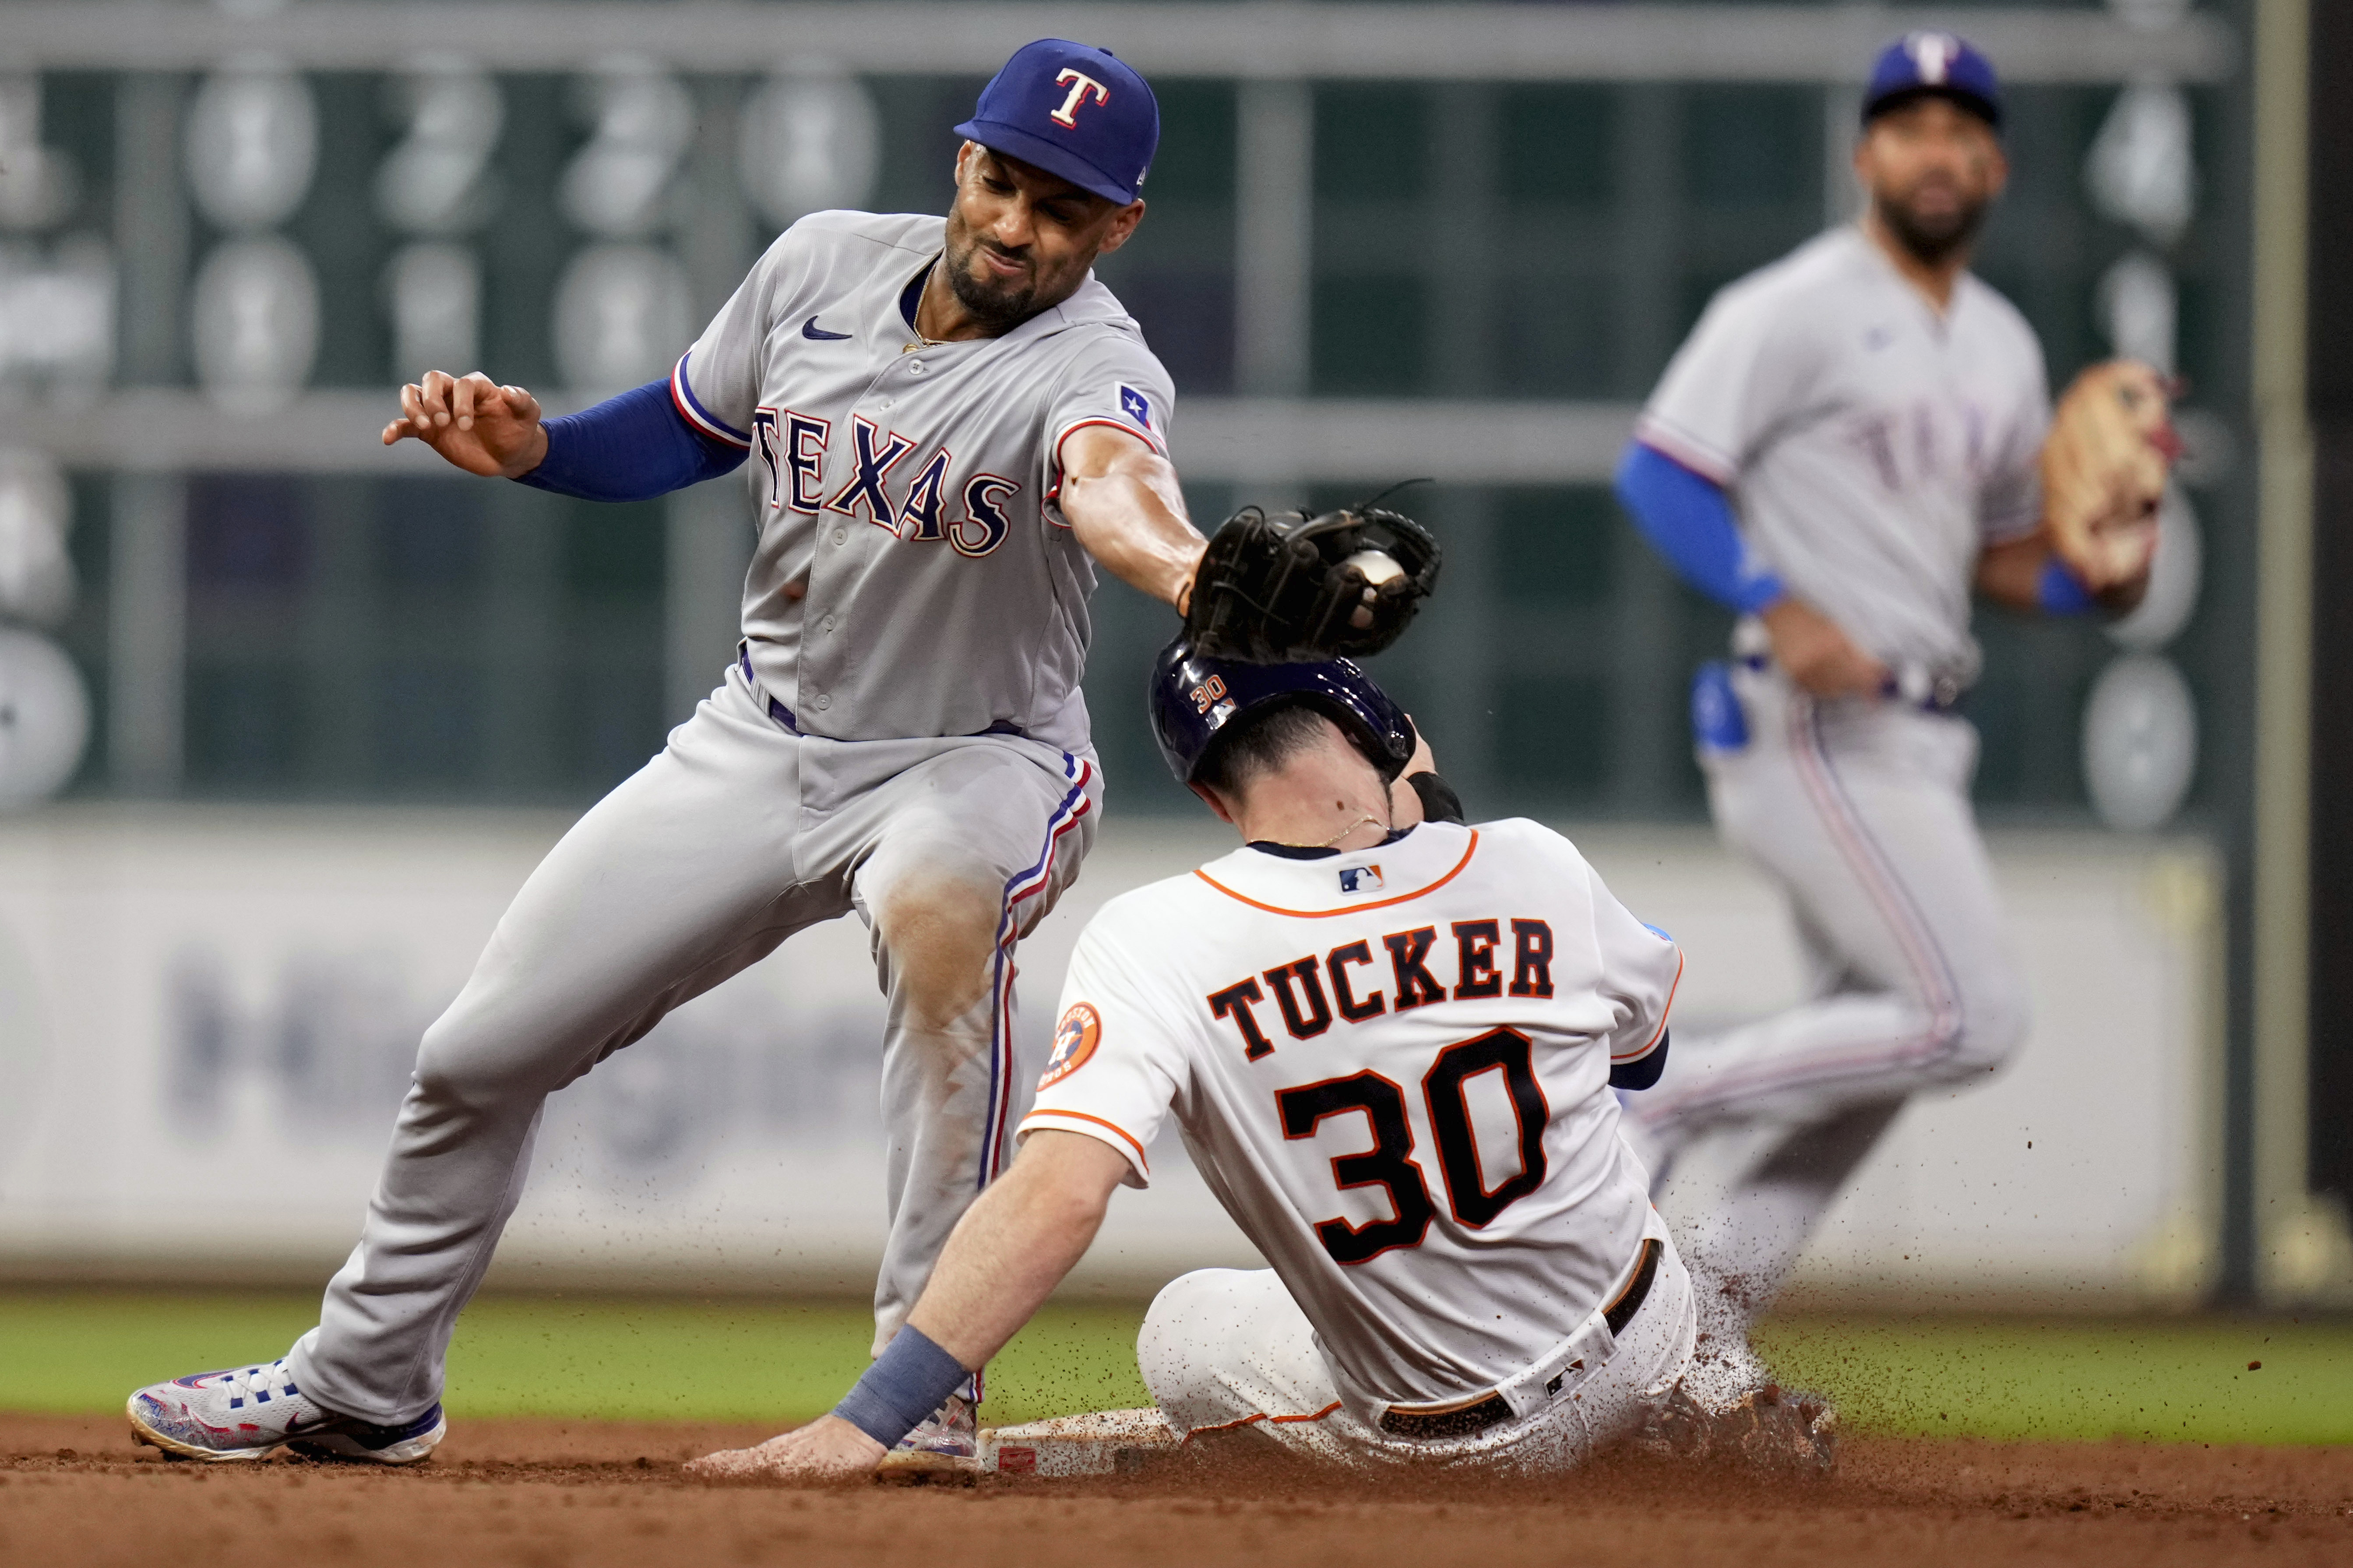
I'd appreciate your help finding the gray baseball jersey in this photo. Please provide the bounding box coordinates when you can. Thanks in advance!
[674,209,1177,753]
[1636,225,2049,686]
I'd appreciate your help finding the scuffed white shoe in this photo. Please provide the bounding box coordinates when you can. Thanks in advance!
[127,1359,444,1465]
[875,1391,978,1480]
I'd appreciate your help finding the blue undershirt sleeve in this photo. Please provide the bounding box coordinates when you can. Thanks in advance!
[1610,1032,1670,1092]
[2036,554,2098,616]
[1613,441,1786,615]
[514,379,747,503]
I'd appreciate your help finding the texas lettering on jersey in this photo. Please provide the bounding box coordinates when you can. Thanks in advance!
[750,407,1025,558]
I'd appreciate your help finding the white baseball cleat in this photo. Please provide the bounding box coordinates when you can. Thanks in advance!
[127,1359,445,1465]
[874,1390,980,1479]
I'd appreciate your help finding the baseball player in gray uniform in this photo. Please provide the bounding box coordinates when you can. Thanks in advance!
[128,39,1206,1469]
[1610,34,2156,1405]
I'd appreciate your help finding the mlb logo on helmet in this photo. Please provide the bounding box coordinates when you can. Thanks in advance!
[1862,29,2002,129]
[956,39,1162,205]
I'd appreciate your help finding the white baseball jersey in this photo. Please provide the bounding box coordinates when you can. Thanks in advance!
[1021,818,1680,1406]
[675,210,1176,753]
[1636,225,2049,686]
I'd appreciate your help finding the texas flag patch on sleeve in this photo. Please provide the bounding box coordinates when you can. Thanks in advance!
[1117,384,1154,433]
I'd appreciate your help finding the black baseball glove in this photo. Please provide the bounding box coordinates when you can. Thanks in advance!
[1180,504,1441,664]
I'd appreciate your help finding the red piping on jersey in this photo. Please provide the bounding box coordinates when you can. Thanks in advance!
[1020,1109,1149,1175]
[1192,831,1480,918]
[1045,417,1168,517]
[1182,1401,1342,1438]
[1610,948,1683,1062]
[669,352,753,448]
[1629,420,1733,488]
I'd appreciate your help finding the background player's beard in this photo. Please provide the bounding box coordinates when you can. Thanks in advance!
[1873,182,1989,267]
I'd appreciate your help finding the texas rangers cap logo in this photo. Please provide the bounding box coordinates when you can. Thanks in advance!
[1338,864,1384,895]
[1039,1002,1102,1088]
[1118,384,1154,433]
[1907,31,1958,83]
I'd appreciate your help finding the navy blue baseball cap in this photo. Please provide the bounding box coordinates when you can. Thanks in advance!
[1150,638,1416,787]
[955,39,1159,205]
[1863,31,2002,129]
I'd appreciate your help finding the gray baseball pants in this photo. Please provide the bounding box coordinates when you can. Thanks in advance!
[289,667,1099,1425]
[1627,662,2028,1398]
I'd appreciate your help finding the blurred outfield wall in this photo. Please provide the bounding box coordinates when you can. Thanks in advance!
[0,0,2319,1307]
[0,806,2220,1308]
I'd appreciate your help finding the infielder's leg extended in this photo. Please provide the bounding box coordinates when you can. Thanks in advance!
[290,677,1095,1425]
[1628,668,2029,1389]
[289,680,841,1422]
[823,737,1099,1354]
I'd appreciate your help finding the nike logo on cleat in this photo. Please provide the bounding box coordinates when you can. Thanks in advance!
[802,317,852,340]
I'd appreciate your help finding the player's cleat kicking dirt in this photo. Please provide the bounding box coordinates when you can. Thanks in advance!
[977,1407,1177,1477]
[1633,1383,1837,1477]
[874,1391,979,1480]
[127,1360,444,1465]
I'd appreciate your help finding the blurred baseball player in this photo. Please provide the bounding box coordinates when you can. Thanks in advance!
[128,39,1208,1469]
[1611,33,2166,1404]
[689,643,1722,1480]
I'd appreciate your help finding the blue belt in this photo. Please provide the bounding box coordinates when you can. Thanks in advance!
[738,644,800,732]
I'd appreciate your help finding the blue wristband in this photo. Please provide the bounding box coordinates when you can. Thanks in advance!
[2037,556,2097,616]
[831,1326,971,1448]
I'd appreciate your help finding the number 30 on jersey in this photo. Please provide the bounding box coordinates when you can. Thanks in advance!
[1279,1028,1548,1265]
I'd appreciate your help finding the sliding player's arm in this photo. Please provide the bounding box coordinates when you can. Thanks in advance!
[731,1131,1130,1477]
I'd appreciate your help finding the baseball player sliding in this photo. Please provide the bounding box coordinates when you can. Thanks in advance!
[1610,34,2171,1406]
[690,643,1745,1479]
[128,39,1212,1470]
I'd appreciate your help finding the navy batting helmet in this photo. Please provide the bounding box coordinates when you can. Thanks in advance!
[1149,638,1415,787]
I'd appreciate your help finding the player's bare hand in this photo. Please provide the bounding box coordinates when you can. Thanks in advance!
[1760,598,1888,700]
[381,370,550,480]
[682,1415,887,1483]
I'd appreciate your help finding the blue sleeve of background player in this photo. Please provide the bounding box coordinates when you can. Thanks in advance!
[515,380,746,503]
[1613,441,1786,615]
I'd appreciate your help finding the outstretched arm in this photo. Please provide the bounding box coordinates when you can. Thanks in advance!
[1058,425,1207,611]
[723,1131,1129,1478]
[383,370,746,501]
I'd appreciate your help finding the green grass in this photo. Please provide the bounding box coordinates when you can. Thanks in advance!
[1751,1314,2353,1446]
[0,1290,1147,1426]
[8,1289,2350,1444]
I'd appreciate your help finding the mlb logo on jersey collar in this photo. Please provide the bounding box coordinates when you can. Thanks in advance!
[1339,864,1384,895]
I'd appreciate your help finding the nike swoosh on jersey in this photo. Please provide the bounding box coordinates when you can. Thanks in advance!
[802,317,852,340]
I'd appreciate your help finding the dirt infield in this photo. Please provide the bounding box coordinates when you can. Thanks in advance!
[4,1412,2349,1567]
